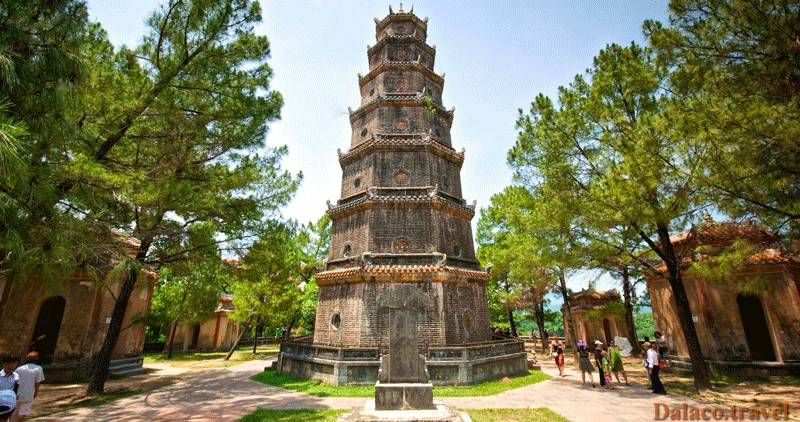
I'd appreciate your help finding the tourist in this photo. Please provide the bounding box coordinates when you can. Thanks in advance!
[641,344,651,388]
[14,352,44,421]
[550,334,560,364]
[654,331,672,366]
[600,350,614,390]
[594,340,606,387]
[555,343,565,377]
[0,356,18,422]
[647,342,666,395]
[576,340,596,387]
[608,339,629,385]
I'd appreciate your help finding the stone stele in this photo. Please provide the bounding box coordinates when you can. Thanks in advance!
[374,284,434,410]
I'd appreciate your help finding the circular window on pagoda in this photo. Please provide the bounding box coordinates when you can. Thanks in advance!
[343,244,352,257]
[369,88,375,96]
[360,128,368,138]
[396,48,407,60]
[395,119,409,131]
[441,178,450,191]
[463,309,474,332]
[394,238,410,253]
[394,170,409,184]
[395,79,408,91]
[453,245,462,257]
[331,313,341,329]
[354,178,361,188]
[396,25,407,35]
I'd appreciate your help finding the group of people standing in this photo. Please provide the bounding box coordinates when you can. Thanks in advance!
[0,353,44,421]
[572,338,628,390]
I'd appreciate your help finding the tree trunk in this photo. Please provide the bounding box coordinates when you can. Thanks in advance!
[620,265,641,355]
[167,320,179,359]
[252,320,260,354]
[86,265,140,395]
[558,268,579,350]
[534,300,547,354]
[508,310,518,337]
[225,314,253,361]
[285,316,296,340]
[655,224,711,391]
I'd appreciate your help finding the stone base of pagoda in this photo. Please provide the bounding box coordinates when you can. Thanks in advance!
[275,339,530,386]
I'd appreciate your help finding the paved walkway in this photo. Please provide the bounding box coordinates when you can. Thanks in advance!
[38,357,714,421]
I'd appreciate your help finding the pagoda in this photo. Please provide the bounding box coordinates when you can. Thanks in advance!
[277,6,528,385]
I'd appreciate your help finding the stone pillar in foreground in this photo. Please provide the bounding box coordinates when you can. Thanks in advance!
[375,284,434,410]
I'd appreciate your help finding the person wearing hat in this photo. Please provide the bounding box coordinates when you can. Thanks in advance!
[576,340,596,387]
[593,340,606,387]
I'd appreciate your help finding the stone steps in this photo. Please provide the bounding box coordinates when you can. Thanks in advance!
[109,356,146,377]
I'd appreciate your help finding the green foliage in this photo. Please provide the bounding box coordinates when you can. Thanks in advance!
[688,239,769,295]
[645,1,800,234]
[634,311,655,341]
[231,221,303,329]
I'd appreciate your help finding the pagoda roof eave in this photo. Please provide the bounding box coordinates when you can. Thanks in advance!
[359,61,444,87]
[339,136,464,167]
[367,36,436,58]
[316,264,488,284]
[349,95,453,124]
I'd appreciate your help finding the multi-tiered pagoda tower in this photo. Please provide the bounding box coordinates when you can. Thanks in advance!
[277,6,528,386]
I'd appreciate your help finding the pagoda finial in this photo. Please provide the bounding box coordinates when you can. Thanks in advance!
[399,3,404,13]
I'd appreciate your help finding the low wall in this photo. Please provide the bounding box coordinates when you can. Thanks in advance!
[277,339,530,386]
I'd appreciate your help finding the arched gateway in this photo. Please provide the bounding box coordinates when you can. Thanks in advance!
[276,7,528,385]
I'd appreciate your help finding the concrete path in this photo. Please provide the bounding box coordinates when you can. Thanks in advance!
[37,357,715,421]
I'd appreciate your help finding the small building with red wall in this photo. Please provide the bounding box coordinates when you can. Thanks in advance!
[167,294,240,351]
[0,238,157,381]
[646,219,800,376]
[562,289,629,347]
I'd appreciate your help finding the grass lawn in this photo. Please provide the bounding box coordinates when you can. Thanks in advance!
[251,369,550,398]
[237,408,567,422]
[467,408,569,422]
[144,347,279,369]
[238,409,347,422]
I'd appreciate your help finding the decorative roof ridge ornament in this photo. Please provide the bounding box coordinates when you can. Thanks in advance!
[427,185,438,197]
[388,5,393,14]
[360,253,373,267]
[326,199,333,209]
[367,187,378,198]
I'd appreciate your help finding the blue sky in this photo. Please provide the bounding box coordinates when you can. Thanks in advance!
[86,1,669,294]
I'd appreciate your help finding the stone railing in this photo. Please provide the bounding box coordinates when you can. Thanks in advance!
[428,339,525,362]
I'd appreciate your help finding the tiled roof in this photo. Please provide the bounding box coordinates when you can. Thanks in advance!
[327,189,475,219]
[568,289,620,301]
[358,62,444,86]
[671,221,777,247]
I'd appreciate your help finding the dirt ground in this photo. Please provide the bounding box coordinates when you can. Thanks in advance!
[31,363,194,419]
[531,348,800,420]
